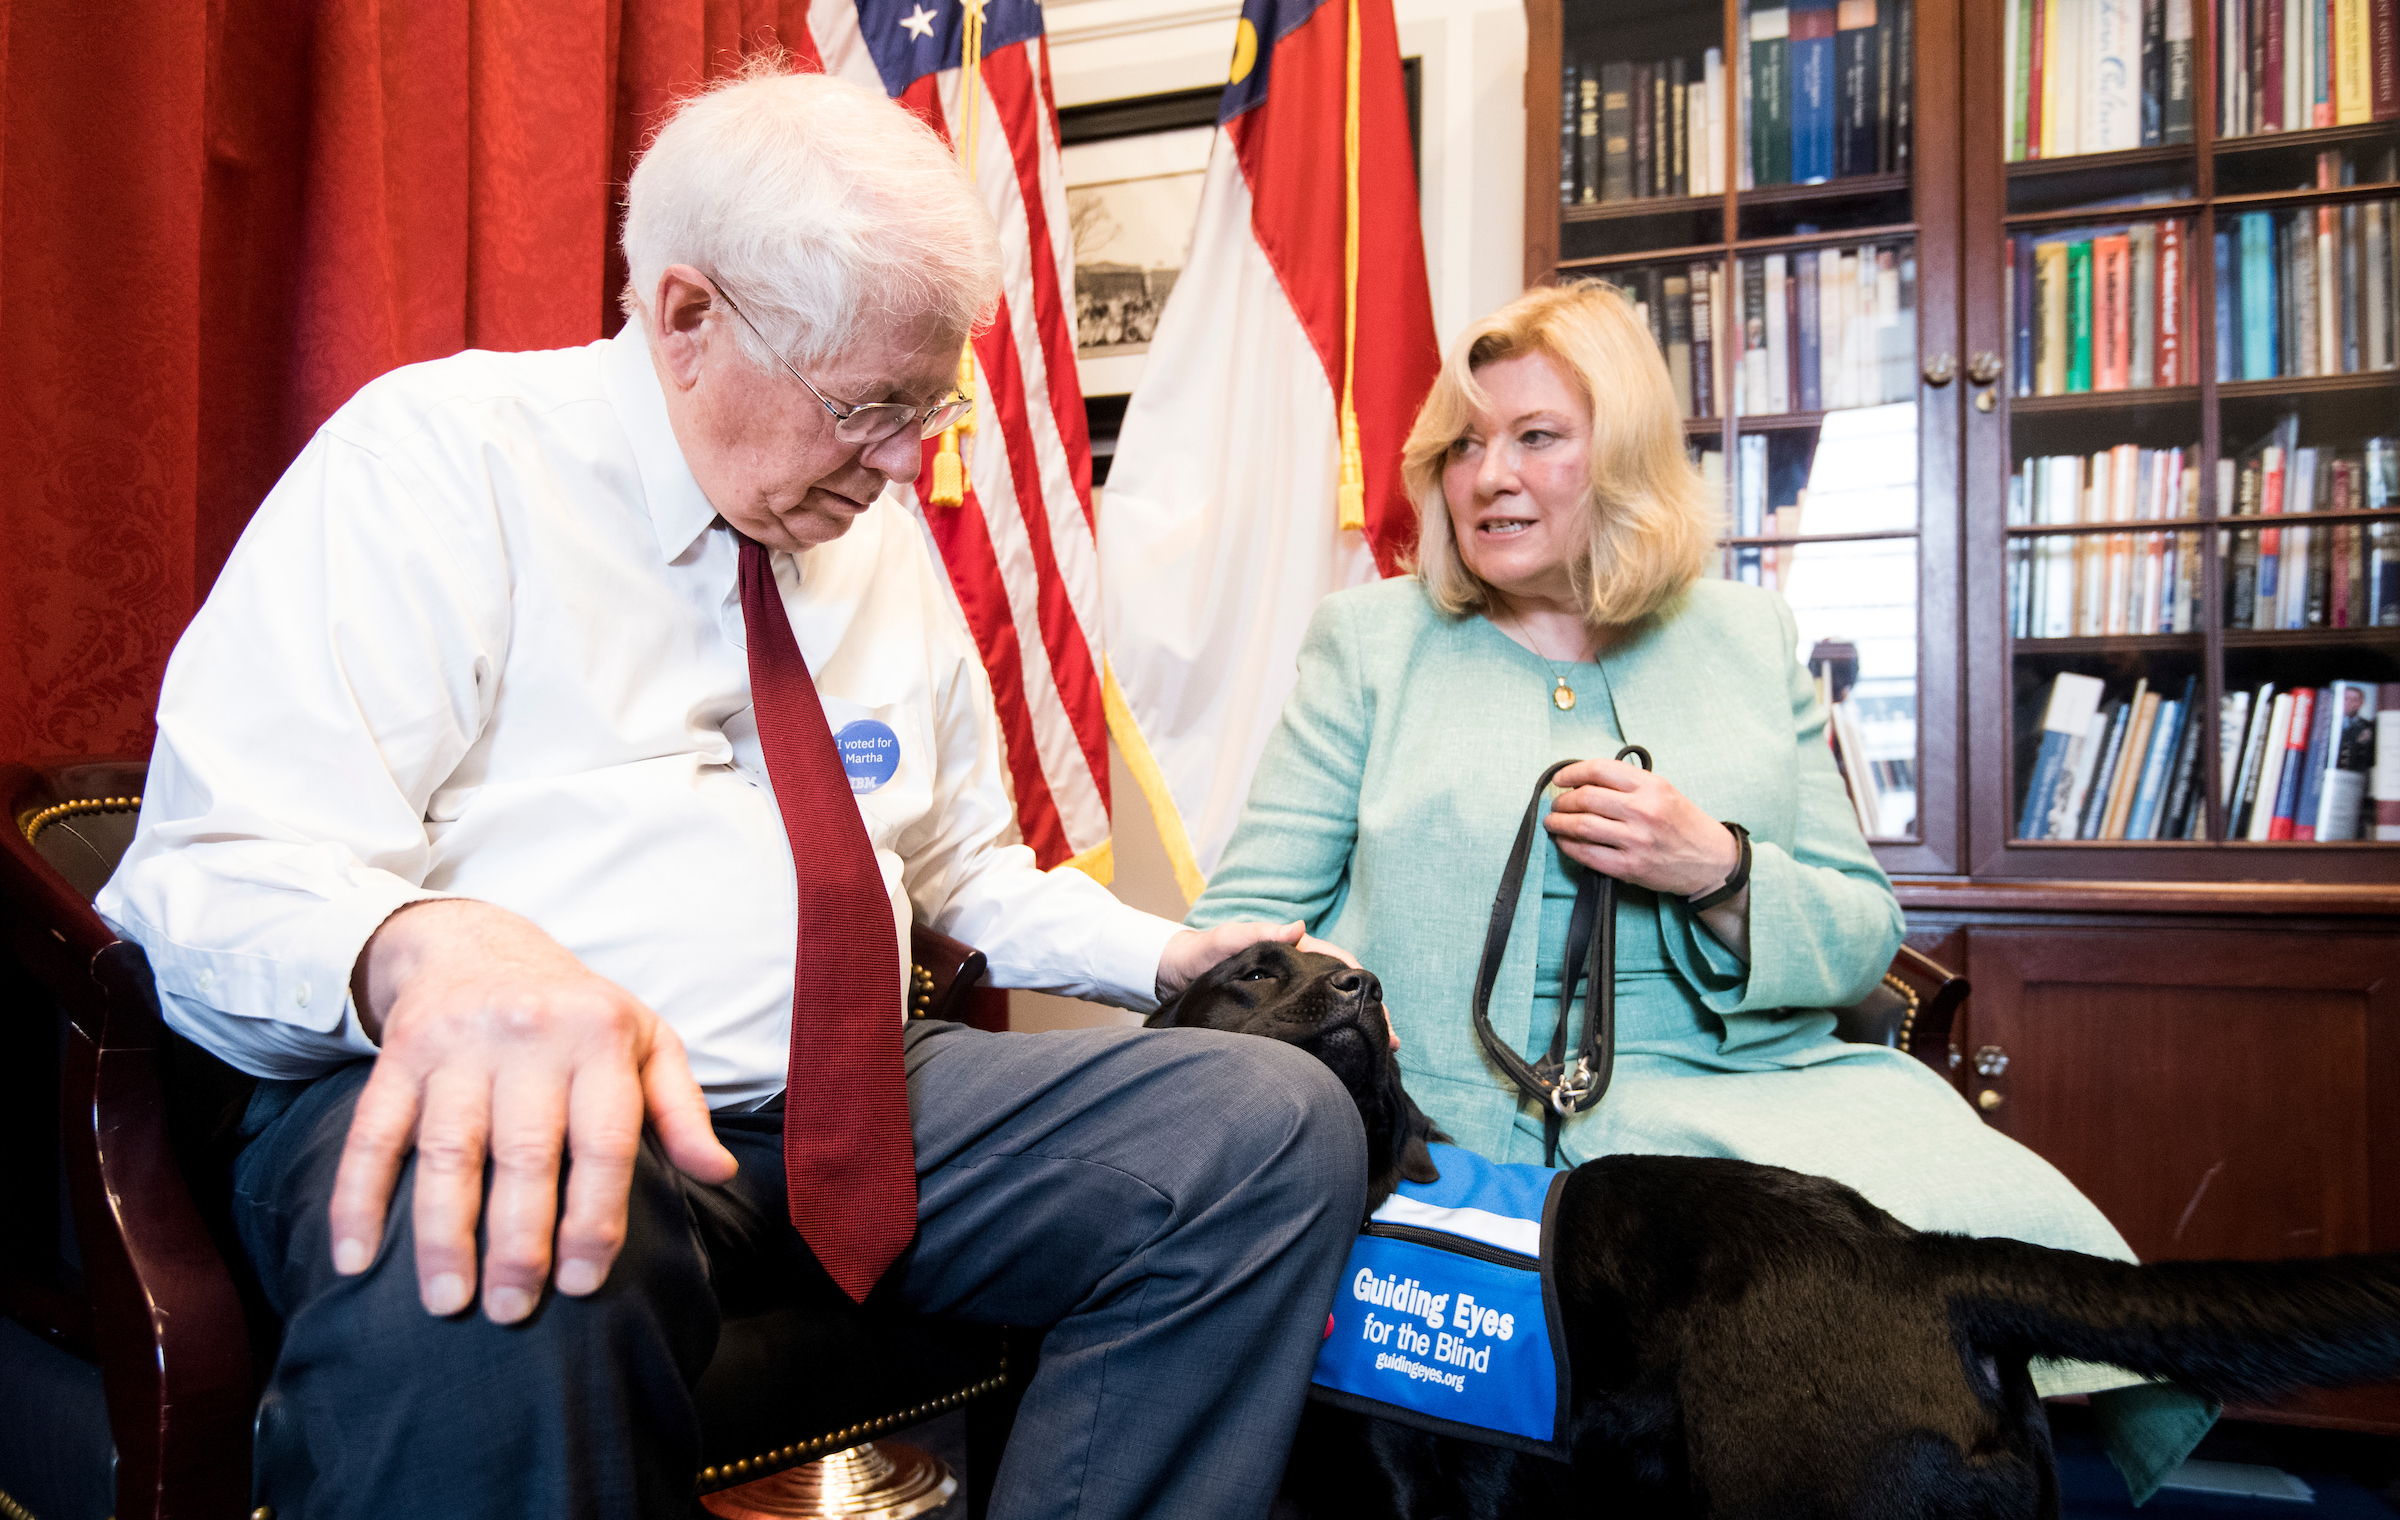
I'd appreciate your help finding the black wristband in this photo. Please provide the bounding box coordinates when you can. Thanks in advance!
[1686,822,1752,913]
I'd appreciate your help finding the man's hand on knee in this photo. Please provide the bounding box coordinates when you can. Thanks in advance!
[328,899,740,1323]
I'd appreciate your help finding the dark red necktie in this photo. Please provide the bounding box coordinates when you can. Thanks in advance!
[738,534,915,1303]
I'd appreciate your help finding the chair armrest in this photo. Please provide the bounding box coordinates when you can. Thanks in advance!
[1889,942,1968,1057]
[908,925,988,1026]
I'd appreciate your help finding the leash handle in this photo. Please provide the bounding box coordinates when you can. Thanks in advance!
[1470,747,1650,1149]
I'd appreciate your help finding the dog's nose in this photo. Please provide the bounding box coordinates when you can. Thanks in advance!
[1330,968,1380,1002]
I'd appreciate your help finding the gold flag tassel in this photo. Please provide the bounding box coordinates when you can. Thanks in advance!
[930,0,987,509]
[1334,0,1367,532]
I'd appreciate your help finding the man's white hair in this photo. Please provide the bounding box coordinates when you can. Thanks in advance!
[620,62,1002,371]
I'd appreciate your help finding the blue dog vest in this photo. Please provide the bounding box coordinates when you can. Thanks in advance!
[1309,1143,1571,1459]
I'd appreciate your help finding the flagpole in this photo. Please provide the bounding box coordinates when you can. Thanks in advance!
[929,0,985,508]
[1336,0,1366,533]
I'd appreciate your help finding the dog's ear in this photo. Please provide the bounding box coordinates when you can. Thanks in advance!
[1397,1091,1442,1184]
[1142,996,1182,1029]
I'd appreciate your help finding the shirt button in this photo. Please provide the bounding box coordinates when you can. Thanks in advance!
[197,969,215,993]
[293,982,312,1008]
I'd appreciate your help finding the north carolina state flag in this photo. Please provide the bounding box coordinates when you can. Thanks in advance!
[1099,0,1439,893]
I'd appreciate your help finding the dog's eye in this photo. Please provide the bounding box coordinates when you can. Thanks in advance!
[1235,968,1278,982]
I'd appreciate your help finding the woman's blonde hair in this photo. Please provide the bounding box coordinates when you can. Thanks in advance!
[1401,281,1716,627]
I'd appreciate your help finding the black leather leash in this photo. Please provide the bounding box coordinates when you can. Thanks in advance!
[1470,746,1652,1166]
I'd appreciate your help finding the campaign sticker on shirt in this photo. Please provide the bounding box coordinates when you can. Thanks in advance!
[835,719,901,794]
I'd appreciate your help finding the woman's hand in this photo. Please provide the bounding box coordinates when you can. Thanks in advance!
[1543,757,1739,899]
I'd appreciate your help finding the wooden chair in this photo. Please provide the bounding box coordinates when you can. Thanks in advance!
[0,757,1023,1520]
[1833,941,1971,1069]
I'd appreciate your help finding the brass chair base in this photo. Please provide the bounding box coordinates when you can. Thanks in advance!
[699,1440,957,1520]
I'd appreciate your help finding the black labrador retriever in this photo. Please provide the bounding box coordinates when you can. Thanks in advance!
[1149,941,2400,1520]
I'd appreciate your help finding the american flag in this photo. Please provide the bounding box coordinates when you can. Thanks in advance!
[794,0,1111,877]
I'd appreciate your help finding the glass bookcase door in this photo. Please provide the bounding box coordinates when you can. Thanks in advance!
[1541,0,1962,868]
[1964,0,2400,879]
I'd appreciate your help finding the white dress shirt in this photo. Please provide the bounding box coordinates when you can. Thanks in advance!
[97,327,1182,1108]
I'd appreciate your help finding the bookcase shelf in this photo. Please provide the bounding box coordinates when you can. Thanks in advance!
[1535,0,2400,1422]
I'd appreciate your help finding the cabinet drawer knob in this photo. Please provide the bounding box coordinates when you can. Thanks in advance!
[1972,1044,2010,1078]
[1922,353,1957,387]
[1977,1089,2006,1111]
[1968,351,2005,385]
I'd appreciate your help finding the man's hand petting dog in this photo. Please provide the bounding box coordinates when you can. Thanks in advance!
[1150,941,2400,1520]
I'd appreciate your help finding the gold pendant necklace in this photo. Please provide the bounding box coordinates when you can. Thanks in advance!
[1503,607,1589,712]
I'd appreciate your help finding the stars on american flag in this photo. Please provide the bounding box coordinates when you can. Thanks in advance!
[899,4,937,40]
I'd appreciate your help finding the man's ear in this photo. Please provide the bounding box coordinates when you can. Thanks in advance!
[650,265,720,392]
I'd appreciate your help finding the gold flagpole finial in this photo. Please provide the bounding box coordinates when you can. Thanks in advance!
[930,0,987,509]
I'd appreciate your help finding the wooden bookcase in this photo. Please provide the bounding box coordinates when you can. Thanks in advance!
[1527,0,2400,1433]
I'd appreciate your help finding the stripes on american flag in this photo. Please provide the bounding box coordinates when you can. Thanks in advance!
[805,0,1113,876]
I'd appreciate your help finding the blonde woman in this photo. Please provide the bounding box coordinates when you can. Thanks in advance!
[1186,282,2210,1493]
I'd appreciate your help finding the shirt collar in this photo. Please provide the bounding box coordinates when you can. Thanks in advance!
[601,323,720,562]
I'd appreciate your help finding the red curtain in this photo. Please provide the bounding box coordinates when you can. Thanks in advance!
[2,0,820,759]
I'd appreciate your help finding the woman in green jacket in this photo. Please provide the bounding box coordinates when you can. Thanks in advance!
[1185,282,2210,1493]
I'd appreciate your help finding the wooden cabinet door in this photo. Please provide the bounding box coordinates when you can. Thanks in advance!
[1963,927,2400,1263]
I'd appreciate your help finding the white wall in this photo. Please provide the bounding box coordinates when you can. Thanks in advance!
[1008,0,1527,1033]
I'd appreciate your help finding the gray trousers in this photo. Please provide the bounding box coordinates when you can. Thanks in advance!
[232,1018,1368,1520]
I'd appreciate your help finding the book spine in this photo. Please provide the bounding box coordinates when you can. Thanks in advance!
[2068,239,2096,391]
[1691,264,1716,418]
[2241,212,2279,377]
[1666,273,1695,417]
[1633,62,1656,199]
[1797,251,1824,410]
[2166,0,2199,137]
[1876,5,1897,169]
[2081,702,2136,838]
[2267,0,2288,126]
[1837,0,1880,177]
[2158,218,2185,382]
[1654,64,1673,196]
[1792,0,1839,182]
[2097,233,2133,388]
[2238,689,2291,837]
[2014,236,2037,392]
[2030,0,2051,153]
[1706,48,1728,193]
[2035,240,2068,392]
[2160,0,2179,139]
[1671,56,1691,198]
[1753,7,1792,185]
[2372,0,2398,117]
[2338,0,2372,119]
[2129,697,2185,837]
[1580,70,1603,204]
[1563,63,1581,205]
[2267,686,2316,837]
[1600,63,1632,202]
[2371,203,2395,370]
[2293,683,2337,835]
[2099,0,2145,147]
[1893,0,1913,170]
[2131,223,2158,386]
[1766,254,1792,411]
[1743,257,1770,410]
[2216,226,2239,378]
[2159,678,2209,835]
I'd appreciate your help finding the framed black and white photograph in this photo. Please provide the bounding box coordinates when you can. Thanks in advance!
[1058,85,1224,403]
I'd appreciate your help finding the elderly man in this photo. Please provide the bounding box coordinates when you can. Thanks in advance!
[97,68,1364,1520]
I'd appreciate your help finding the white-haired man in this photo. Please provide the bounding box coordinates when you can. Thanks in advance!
[98,68,1364,1519]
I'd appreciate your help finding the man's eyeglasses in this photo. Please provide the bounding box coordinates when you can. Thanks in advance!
[706,277,971,445]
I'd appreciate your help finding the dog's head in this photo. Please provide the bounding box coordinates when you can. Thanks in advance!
[1149,941,1445,1216]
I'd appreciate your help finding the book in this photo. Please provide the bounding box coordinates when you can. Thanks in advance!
[2292,681,2336,835]
[1670,56,1691,198]
[2020,671,2109,836]
[1653,63,1672,196]
[2101,687,2161,839]
[1792,0,1840,182]
[1875,2,1898,169]
[1665,274,1695,418]
[1633,62,1656,199]
[1600,62,1633,202]
[2240,212,2279,378]
[2229,682,2279,835]
[1797,251,1824,411]
[2095,232,2132,389]
[1752,5,1793,185]
[1691,264,1716,419]
[1765,254,1793,412]
[2167,0,2199,138]
[2130,222,2157,385]
[2097,0,2145,147]
[2128,684,2191,838]
[2067,239,2096,391]
[2372,683,2400,838]
[2337,0,2372,120]
[1562,64,1581,205]
[2012,0,2036,156]
[2035,240,2070,393]
[2144,0,2169,142]
[1893,0,1914,169]
[1706,49,1728,194]
[2215,226,2240,379]
[2080,691,2141,838]
[1837,0,1882,177]
[2047,697,2110,835]
[2316,679,2378,837]
[2219,687,2256,816]
[2158,217,2186,382]
[2157,673,2210,836]
[2373,0,2397,119]
[2243,688,2297,839]
[2265,685,2317,838]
